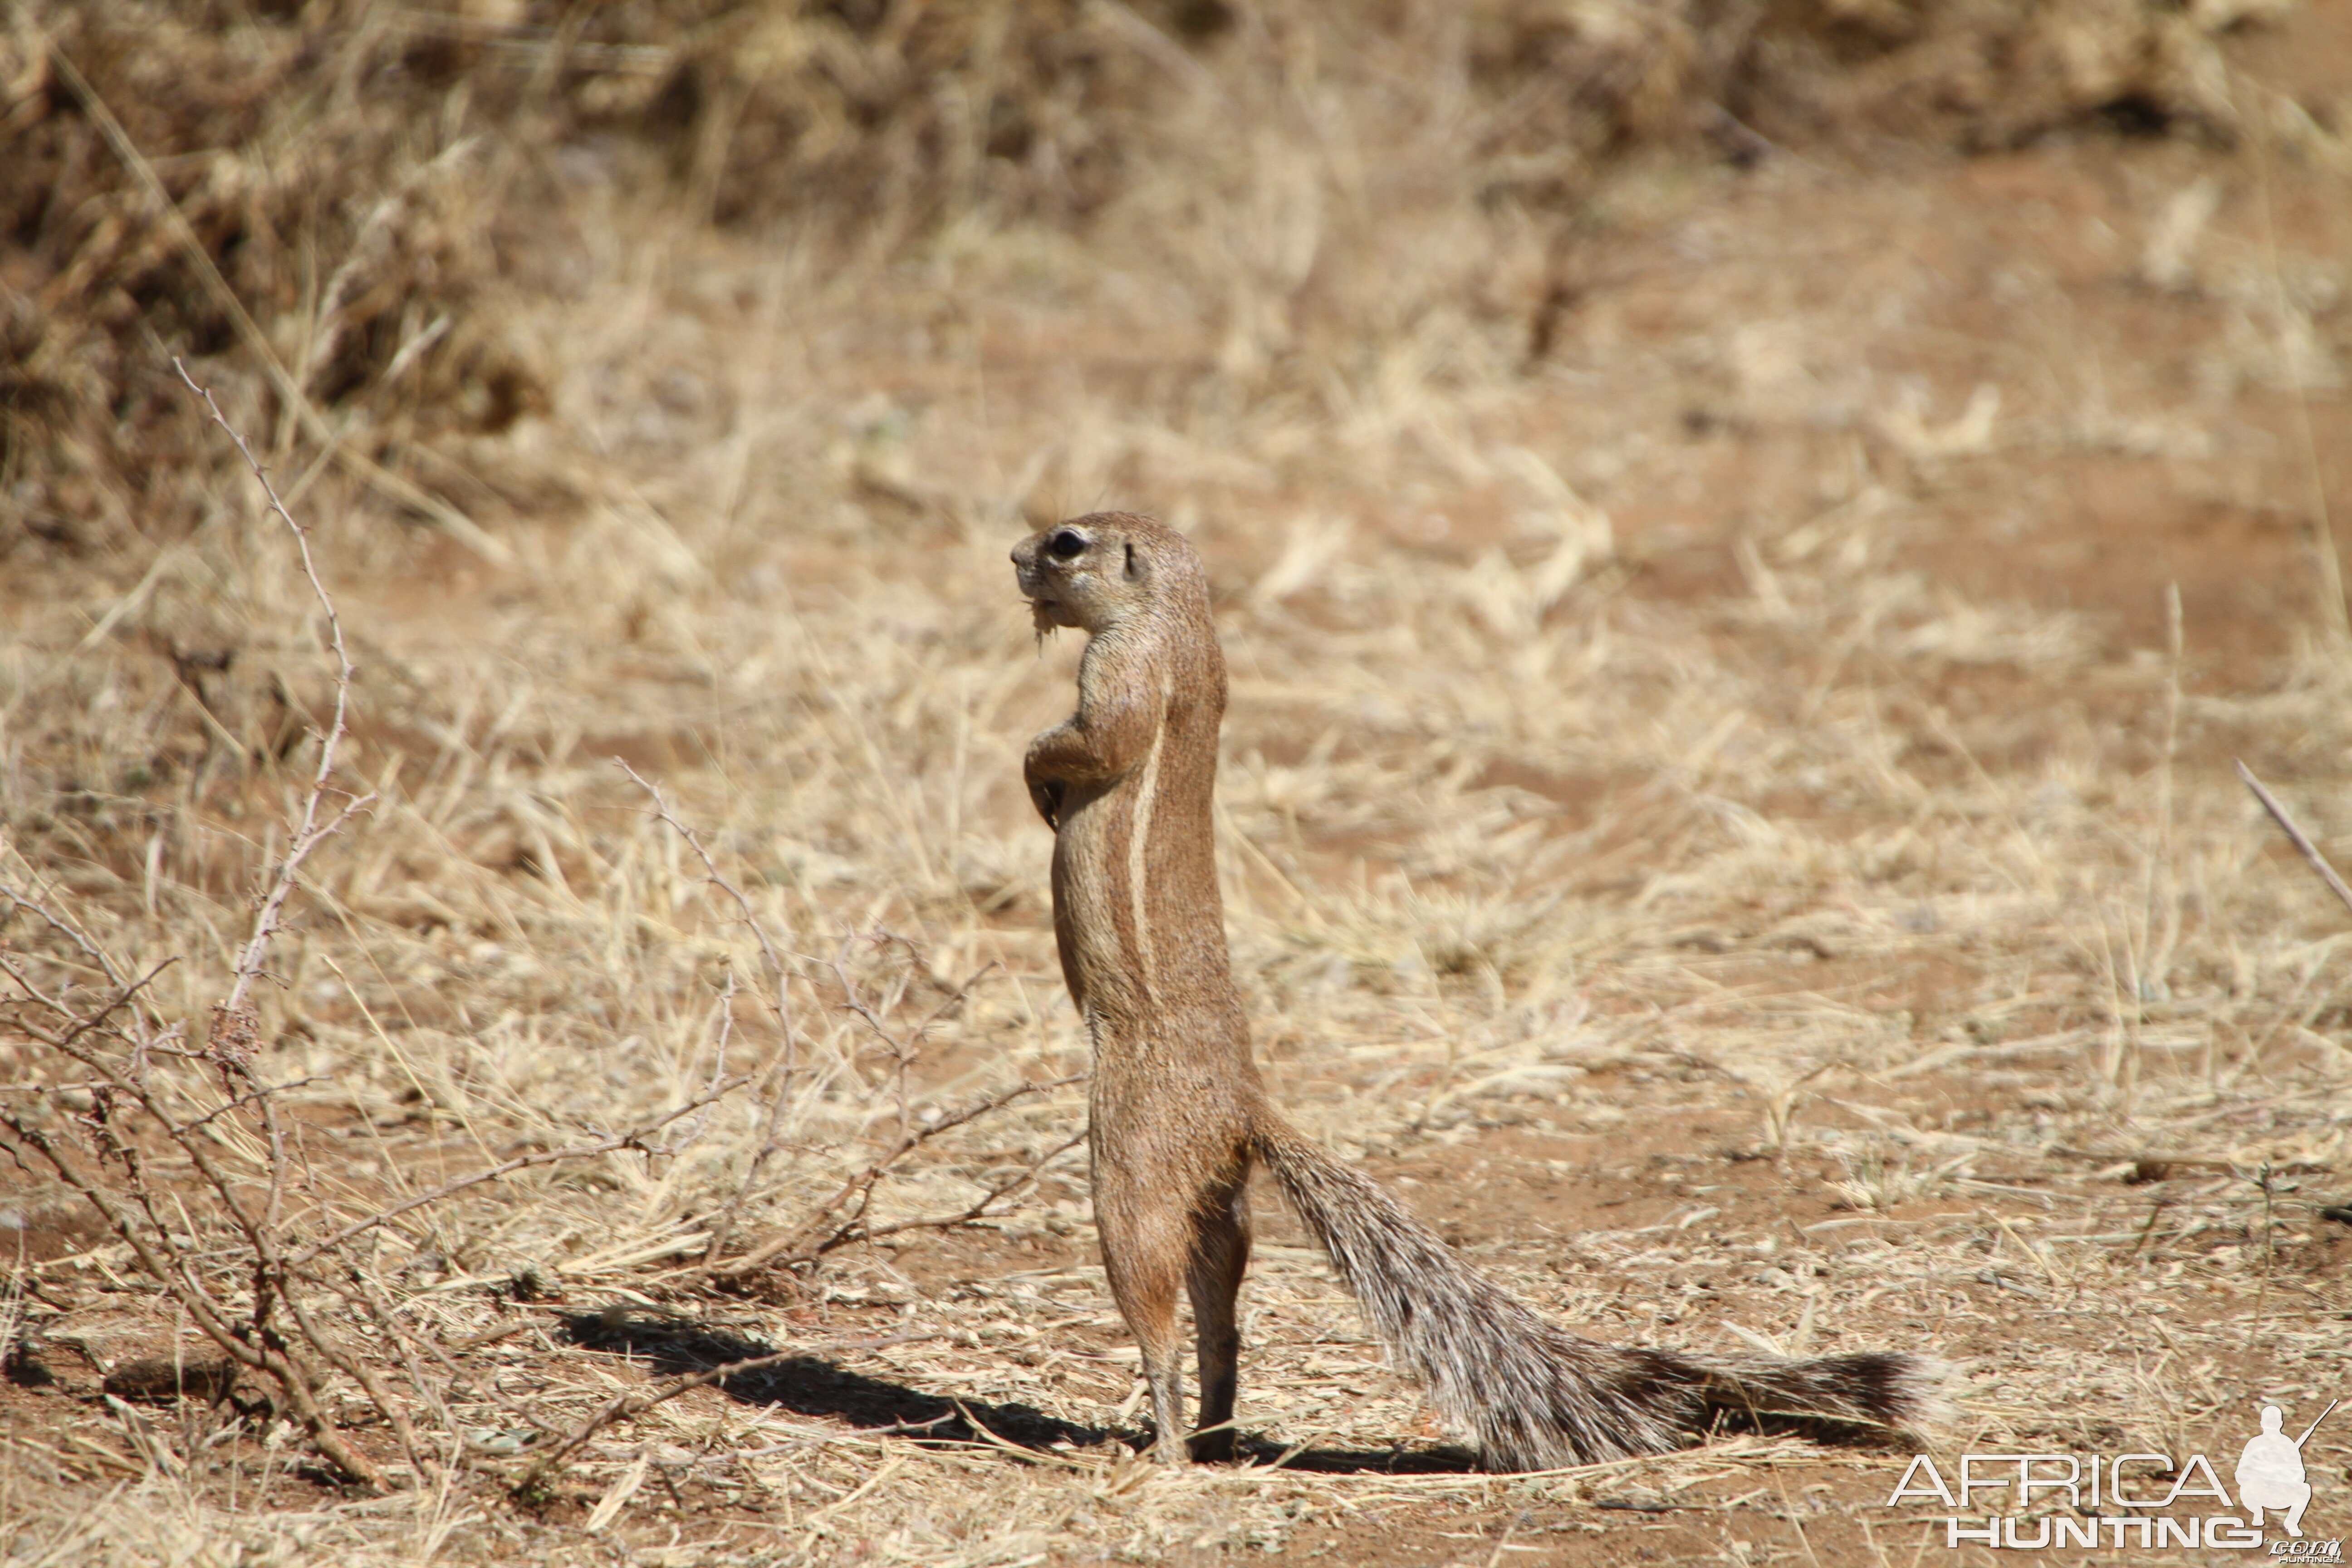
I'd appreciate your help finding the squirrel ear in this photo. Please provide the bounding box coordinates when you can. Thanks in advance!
[1124,541,1144,581]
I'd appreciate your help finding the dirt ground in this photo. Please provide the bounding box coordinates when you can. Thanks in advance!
[5,3,2352,1565]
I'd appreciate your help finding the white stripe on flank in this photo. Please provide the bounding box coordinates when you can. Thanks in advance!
[1127,734,1162,995]
[1127,691,1167,998]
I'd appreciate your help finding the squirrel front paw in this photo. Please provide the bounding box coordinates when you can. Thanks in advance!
[1029,776,1066,828]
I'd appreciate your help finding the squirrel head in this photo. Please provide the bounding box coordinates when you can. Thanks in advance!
[1012,512,1195,637]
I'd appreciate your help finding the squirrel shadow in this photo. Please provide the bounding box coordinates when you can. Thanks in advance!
[562,1312,1480,1474]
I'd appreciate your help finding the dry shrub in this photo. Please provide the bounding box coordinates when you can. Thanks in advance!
[601,0,1175,227]
[1,0,2285,563]
[1730,0,2277,149]
[0,4,555,557]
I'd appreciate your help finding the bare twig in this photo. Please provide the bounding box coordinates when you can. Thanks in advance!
[616,759,804,1259]
[164,367,408,1480]
[835,1129,1088,1254]
[0,885,137,990]
[700,1079,1081,1279]
[0,970,750,1487]
[0,1108,390,1491]
[702,1018,791,1267]
[0,959,174,1054]
[0,1007,406,1484]
[610,768,1068,1280]
[616,760,823,1266]
[615,760,794,1000]
[0,364,408,1493]
[831,934,1000,1141]
[832,929,917,1138]
[2236,761,2352,921]
[170,1074,331,1137]
[285,1076,750,1268]
[174,360,379,1031]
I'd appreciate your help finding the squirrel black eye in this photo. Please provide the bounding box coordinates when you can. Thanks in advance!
[1048,529,1087,559]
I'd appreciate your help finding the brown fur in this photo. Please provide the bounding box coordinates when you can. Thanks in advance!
[1013,511,1942,1467]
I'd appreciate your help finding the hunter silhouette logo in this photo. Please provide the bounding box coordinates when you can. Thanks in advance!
[2240,1401,2333,1540]
[1886,1397,2339,1553]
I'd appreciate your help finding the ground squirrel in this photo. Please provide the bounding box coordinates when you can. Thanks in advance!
[1013,511,1942,1467]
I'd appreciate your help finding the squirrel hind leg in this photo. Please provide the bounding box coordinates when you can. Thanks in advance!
[1114,1272,1188,1463]
[1097,1188,1194,1462]
[1185,1179,1252,1463]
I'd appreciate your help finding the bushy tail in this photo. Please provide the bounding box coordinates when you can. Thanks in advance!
[1250,1113,1942,1470]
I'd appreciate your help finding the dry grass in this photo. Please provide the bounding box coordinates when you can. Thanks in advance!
[5,1,2352,1564]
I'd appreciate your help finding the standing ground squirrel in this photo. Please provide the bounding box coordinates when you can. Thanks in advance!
[1013,511,1942,1467]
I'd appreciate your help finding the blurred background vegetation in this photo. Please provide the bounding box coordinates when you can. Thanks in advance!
[1,0,2300,563]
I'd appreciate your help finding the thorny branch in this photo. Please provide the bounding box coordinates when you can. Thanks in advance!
[831,928,1001,1142]
[615,759,796,1018]
[616,760,807,1264]
[700,1076,1082,1279]
[284,1078,751,1269]
[0,370,397,1490]
[174,359,378,1038]
[0,1107,392,1490]
[616,763,1074,1282]
[843,1128,1088,1252]
[0,372,1079,1510]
